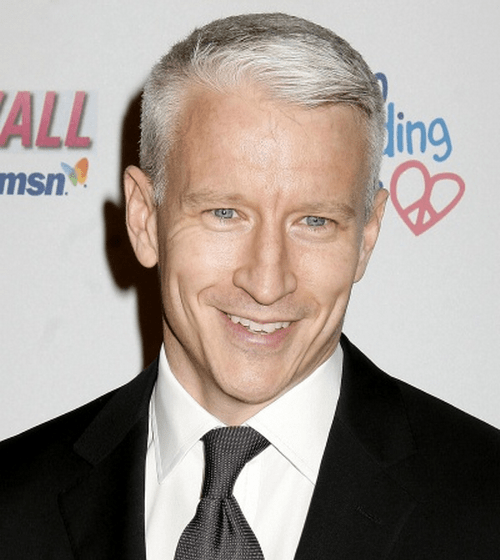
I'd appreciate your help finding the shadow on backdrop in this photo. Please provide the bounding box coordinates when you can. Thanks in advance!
[103,90,163,368]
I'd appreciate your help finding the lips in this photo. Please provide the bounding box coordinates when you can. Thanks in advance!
[226,313,291,335]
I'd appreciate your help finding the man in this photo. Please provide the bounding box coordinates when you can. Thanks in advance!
[1,12,499,560]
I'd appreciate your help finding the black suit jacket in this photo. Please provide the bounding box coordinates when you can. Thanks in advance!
[1,335,500,559]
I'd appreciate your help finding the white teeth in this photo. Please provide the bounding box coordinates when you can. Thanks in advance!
[227,314,291,334]
[248,320,260,332]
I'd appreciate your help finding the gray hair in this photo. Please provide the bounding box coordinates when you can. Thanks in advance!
[140,13,385,217]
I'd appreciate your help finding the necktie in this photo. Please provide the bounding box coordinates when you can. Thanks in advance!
[174,426,270,560]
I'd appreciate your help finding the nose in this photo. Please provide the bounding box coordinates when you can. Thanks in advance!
[233,223,297,305]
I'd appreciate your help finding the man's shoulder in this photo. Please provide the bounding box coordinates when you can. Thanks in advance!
[0,388,119,542]
[339,336,500,550]
[396,373,500,447]
[394,374,500,496]
[341,335,500,486]
[0,358,158,487]
[391,378,500,556]
[0,388,118,504]
[1,390,114,463]
[342,334,500,448]
[0,360,158,555]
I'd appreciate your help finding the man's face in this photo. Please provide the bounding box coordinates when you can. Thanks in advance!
[126,85,386,423]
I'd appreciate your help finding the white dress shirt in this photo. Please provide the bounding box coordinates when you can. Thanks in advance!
[145,345,342,560]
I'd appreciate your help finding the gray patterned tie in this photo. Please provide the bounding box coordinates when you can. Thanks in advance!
[174,426,270,560]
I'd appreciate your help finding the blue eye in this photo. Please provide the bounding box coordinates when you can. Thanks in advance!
[213,208,236,219]
[304,216,327,227]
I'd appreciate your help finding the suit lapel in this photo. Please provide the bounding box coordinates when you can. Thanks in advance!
[295,336,417,560]
[58,359,158,560]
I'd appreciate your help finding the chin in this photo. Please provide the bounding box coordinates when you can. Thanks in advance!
[222,370,293,406]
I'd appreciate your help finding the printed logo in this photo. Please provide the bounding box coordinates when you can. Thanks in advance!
[377,73,464,236]
[0,158,90,196]
[61,158,89,187]
[0,91,95,198]
[0,91,94,150]
[390,160,465,236]
[0,170,66,196]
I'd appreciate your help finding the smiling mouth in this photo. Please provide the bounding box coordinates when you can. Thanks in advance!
[226,313,291,335]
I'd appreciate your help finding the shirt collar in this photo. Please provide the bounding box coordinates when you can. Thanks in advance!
[152,344,342,485]
[246,347,342,484]
[151,348,222,482]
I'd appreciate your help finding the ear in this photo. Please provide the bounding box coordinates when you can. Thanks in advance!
[124,165,159,268]
[354,188,389,282]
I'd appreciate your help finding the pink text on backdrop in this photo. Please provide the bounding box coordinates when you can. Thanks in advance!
[0,91,91,149]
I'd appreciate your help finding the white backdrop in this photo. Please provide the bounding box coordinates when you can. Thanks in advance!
[1,0,499,440]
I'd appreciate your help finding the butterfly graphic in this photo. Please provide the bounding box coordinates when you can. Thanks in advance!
[61,157,89,186]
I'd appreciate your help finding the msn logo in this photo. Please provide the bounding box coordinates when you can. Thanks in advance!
[0,172,66,196]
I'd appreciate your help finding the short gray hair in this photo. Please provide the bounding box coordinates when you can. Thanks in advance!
[140,13,385,216]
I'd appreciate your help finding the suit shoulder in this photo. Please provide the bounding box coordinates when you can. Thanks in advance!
[383,365,500,511]
[342,334,500,448]
[389,375,500,549]
[341,336,500,492]
[396,377,500,449]
[0,388,116,475]
[394,376,500,491]
[0,360,157,481]
[0,360,157,553]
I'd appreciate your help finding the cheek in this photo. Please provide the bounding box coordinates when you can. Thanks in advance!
[161,231,241,299]
[296,244,360,303]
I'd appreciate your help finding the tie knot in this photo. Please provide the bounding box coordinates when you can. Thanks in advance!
[201,427,269,499]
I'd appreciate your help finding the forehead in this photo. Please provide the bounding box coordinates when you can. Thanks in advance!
[166,85,370,207]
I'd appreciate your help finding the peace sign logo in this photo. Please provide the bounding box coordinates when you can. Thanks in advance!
[390,160,465,236]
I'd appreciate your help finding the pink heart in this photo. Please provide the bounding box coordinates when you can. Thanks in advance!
[390,160,465,236]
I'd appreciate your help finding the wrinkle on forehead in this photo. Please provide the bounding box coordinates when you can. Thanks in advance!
[166,84,370,213]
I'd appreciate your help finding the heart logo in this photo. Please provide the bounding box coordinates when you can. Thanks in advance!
[390,160,465,236]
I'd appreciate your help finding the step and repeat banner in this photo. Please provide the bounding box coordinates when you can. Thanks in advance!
[1,0,499,438]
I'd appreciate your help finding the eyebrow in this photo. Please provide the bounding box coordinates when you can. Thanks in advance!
[298,201,357,220]
[181,187,357,219]
[181,188,247,208]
